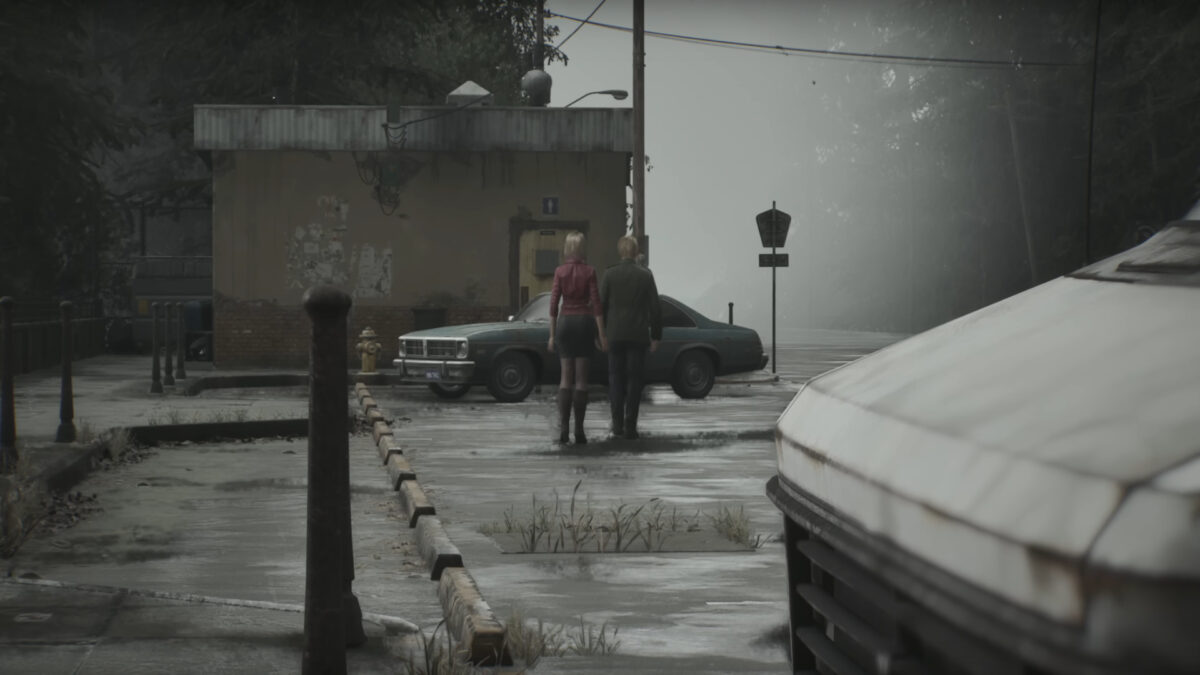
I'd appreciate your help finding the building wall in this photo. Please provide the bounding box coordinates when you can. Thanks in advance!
[211,149,627,366]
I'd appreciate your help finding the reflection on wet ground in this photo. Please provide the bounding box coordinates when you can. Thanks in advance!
[366,342,884,672]
[6,437,445,630]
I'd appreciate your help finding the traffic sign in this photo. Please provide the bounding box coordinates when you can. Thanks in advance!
[755,208,791,248]
[759,253,789,267]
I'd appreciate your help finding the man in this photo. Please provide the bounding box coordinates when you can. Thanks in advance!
[600,236,662,439]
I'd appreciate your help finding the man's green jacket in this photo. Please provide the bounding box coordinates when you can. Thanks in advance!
[600,258,662,344]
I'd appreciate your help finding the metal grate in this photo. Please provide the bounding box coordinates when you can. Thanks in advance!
[402,338,459,358]
[783,520,1023,675]
[424,339,458,358]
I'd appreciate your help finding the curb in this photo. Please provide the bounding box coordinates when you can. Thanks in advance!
[438,567,510,666]
[127,419,309,445]
[355,385,511,666]
[415,515,463,580]
[398,480,435,527]
[181,373,308,396]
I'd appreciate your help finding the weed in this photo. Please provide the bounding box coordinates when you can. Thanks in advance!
[707,503,763,548]
[104,427,133,459]
[504,608,566,667]
[502,608,620,665]
[400,621,476,675]
[75,420,96,445]
[566,616,621,656]
[481,481,706,554]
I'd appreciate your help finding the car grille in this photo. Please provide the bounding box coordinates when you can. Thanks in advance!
[402,338,459,358]
[771,476,1027,675]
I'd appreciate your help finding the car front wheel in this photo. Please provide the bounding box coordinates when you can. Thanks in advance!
[671,350,715,399]
[487,351,536,402]
[429,383,471,399]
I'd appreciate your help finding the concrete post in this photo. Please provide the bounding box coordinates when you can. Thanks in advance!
[0,297,16,473]
[163,303,175,386]
[174,302,187,380]
[150,303,163,394]
[55,301,76,443]
[301,286,363,674]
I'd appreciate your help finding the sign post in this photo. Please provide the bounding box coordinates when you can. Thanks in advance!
[755,203,791,374]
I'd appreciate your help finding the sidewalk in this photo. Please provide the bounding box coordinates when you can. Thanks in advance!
[0,354,445,674]
[0,577,415,674]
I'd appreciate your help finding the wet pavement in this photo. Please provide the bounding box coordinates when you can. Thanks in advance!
[364,333,900,673]
[0,332,901,673]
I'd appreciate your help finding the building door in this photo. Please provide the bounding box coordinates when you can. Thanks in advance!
[517,228,568,309]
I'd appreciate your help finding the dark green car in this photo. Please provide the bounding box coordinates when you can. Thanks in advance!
[393,293,768,402]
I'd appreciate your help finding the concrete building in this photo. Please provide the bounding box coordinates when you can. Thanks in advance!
[193,99,632,366]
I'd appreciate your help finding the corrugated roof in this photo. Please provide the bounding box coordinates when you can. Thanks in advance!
[193,105,632,152]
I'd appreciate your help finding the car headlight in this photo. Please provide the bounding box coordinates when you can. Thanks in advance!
[397,340,406,358]
[457,340,469,359]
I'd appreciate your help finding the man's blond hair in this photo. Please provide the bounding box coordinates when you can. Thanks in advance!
[617,235,639,259]
[563,231,586,259]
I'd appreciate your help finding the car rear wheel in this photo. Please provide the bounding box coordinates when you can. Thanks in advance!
[487,351,536,402]
[428,383,471,399]
[671,350,715,399]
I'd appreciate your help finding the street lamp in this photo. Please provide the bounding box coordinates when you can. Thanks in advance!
[563,89,629,108]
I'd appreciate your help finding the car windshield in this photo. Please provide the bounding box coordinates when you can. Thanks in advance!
[515,294,551,322]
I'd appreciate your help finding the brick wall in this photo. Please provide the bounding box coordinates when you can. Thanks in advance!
[214,293,507,367]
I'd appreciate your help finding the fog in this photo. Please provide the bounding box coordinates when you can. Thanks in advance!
[546,0,1093,342]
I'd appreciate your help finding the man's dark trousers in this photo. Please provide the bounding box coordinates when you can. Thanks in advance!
[608,340,647,437]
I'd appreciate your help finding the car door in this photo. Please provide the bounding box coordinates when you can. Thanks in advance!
[644,297,700,383]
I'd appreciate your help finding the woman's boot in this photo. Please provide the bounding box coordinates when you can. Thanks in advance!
[556,389,572,444]
[573,389,589,444]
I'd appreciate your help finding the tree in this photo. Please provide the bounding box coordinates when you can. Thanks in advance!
[1088,1,1200,259]
[1,0,559,308]
[0,1,136,306]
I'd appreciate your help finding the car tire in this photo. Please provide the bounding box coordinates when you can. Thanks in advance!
[429,383,471,399]
[671,350,715,399]
[487,351,536,402]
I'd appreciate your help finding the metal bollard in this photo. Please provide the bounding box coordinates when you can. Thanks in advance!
[55,301,76,443]
[728,302,734,325]
[150,303,163,394]
[163,303,175,386]
[175,302,187,380]
[301,286,364,674]
[0,296,16,473]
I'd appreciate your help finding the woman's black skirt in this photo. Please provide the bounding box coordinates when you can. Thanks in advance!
[556,314,596,359]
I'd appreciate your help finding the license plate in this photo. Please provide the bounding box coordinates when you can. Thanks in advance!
[424,370,440,381]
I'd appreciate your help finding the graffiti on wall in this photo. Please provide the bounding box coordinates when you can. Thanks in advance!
[351,243,393,298]
[286,195,393,298]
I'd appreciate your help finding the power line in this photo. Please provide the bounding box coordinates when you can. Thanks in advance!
[555,0,607,49]
[548,11,1087,69]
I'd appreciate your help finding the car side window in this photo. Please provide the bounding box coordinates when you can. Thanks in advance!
[660,299,695,328]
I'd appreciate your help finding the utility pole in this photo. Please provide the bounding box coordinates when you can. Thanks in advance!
[535,0,545,69]
[633,0,646,252]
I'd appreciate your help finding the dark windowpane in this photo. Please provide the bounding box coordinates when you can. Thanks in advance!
[661,299,695,328]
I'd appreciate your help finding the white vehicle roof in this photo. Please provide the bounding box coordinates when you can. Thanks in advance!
[776,221,1200,626]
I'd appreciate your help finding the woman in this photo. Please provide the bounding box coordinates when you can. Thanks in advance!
[547,232,607,444]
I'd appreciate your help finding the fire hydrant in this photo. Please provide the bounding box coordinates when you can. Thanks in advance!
[356,327,382,373]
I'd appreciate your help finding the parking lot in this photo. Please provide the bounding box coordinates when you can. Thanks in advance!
[0,335,897,673]
[366,336,896,672]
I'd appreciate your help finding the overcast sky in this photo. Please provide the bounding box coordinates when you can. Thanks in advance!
[544,0,1092,343]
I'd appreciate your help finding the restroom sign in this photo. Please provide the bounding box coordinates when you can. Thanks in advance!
[542,196,559,216]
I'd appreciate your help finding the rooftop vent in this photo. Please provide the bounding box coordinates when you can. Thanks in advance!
[446,81,493,107]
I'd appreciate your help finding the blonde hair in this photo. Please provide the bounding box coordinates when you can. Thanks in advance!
[617,235,639,259]
[563,231,586,258]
